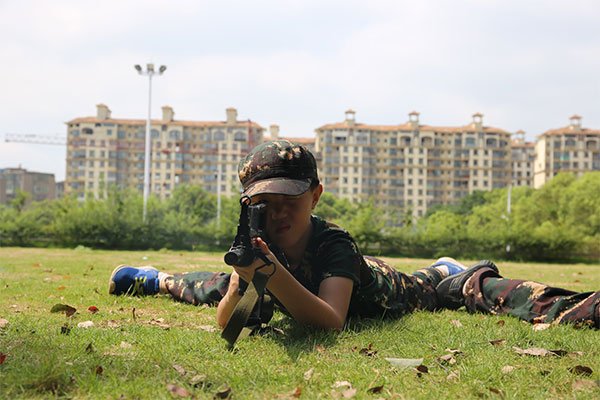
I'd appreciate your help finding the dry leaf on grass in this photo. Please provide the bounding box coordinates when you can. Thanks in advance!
[502,366,515,374]
[367,384,384,394]
[438,354,456,365]
[413,365,429,377]
[572,379,597,391]
[0,318,9,328]
[315,345,326,353]
[189,374,208,387]
[214,386,232,399]
[120,341,132,348]
[172,364,186,376]
[512,346,549,357]
[105,320,121,328]
[0,352,6,365]
[95,366,103,375]
[340,388,357,398]
[533,323,551,331]
[288,386,302,398]
[358,343,377,357]
[385,357,424,369]
[198,325,217,332]
[496,320,505,326]
[85,343,94,353]
[488,387,502,395]
[167,384,190,397]
[50,304,77,317]
[450,320,463,328]
[88,306,99,313]
[77,321,94,329]
[303,367,315,381]
[333,381,352,389]
[446,371,460,381]
[489,339,506,346]
[141,318,170,330]
[569,365,593,376]
[445,348,464,355]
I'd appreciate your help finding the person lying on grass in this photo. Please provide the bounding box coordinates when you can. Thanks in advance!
[109,140,600,330]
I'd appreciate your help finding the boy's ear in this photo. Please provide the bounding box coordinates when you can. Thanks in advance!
[311,184,323,209]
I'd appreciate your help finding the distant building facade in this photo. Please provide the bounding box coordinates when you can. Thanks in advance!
[315,110,512,217]
[55,181,65,199]
[65,104,265,199]
[534,115,600,188]
[0,168,56,205]
[510,130,535,187]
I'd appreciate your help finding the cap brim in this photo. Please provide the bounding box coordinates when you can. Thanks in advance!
[242,177,312,197]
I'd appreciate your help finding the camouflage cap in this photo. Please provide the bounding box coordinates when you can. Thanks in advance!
[238,140,319,197]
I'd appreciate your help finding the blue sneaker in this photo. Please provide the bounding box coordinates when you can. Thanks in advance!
[431,257,466,276]
[436,260,499,309]
[109,265,159,295]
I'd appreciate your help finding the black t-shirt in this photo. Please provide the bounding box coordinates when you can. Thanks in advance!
[272,215,405,317]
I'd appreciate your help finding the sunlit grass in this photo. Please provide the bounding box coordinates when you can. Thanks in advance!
[0,248,598,399]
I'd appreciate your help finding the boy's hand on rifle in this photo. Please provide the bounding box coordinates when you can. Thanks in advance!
[232,237,279,284]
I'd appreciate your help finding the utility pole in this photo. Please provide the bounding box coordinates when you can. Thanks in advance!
[216,168,222,245]
[134,63,166,222]
[506,180,513,253]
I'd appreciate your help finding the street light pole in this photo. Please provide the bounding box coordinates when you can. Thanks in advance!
[135,63,166,221]
[506,180,514,253]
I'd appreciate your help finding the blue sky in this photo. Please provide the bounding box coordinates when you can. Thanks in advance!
[1,0,599,181]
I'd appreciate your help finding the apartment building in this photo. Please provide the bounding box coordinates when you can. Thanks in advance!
[65,104,265,199]
[315,110,512,217]
[0,168,56,205]
[510,130,535,187]
[533,115,600,188]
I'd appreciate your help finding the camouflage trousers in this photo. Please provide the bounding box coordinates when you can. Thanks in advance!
[162,265,444,313]
[164,271,231,306]
[463,267,600,328]
[163,266,599,328]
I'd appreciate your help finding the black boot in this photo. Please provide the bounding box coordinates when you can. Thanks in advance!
[436,260,499,310]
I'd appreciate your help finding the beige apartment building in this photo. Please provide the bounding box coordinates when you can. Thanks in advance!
[65,104,265,199]
[533,115,600,188]
[315,110,512,217]
[511,130,535,187]
[0,168,56,205]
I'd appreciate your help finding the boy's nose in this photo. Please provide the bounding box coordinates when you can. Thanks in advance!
[270,204,288,220]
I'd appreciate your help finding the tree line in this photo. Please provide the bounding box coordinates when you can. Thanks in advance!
[0,172,598,262]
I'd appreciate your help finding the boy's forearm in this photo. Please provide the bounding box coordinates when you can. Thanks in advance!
[267,268,347,330]
[216,290,242,328]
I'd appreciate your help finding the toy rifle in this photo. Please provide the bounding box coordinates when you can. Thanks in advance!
[221,196,275,346]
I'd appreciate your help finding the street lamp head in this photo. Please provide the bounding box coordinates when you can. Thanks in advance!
[134,64,142,73]
[147,63,154,72]
[159,65,167,74]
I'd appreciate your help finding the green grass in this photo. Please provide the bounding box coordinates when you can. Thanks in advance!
[0,247,599,399]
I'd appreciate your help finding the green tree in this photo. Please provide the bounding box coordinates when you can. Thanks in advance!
[343,200,385,252]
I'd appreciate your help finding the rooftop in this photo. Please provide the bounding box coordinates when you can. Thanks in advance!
[66,116,264,130]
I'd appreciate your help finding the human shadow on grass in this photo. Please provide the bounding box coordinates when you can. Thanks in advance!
[248,311,417,361]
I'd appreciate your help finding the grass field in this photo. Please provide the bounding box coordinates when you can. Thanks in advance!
[0,247,599,399]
